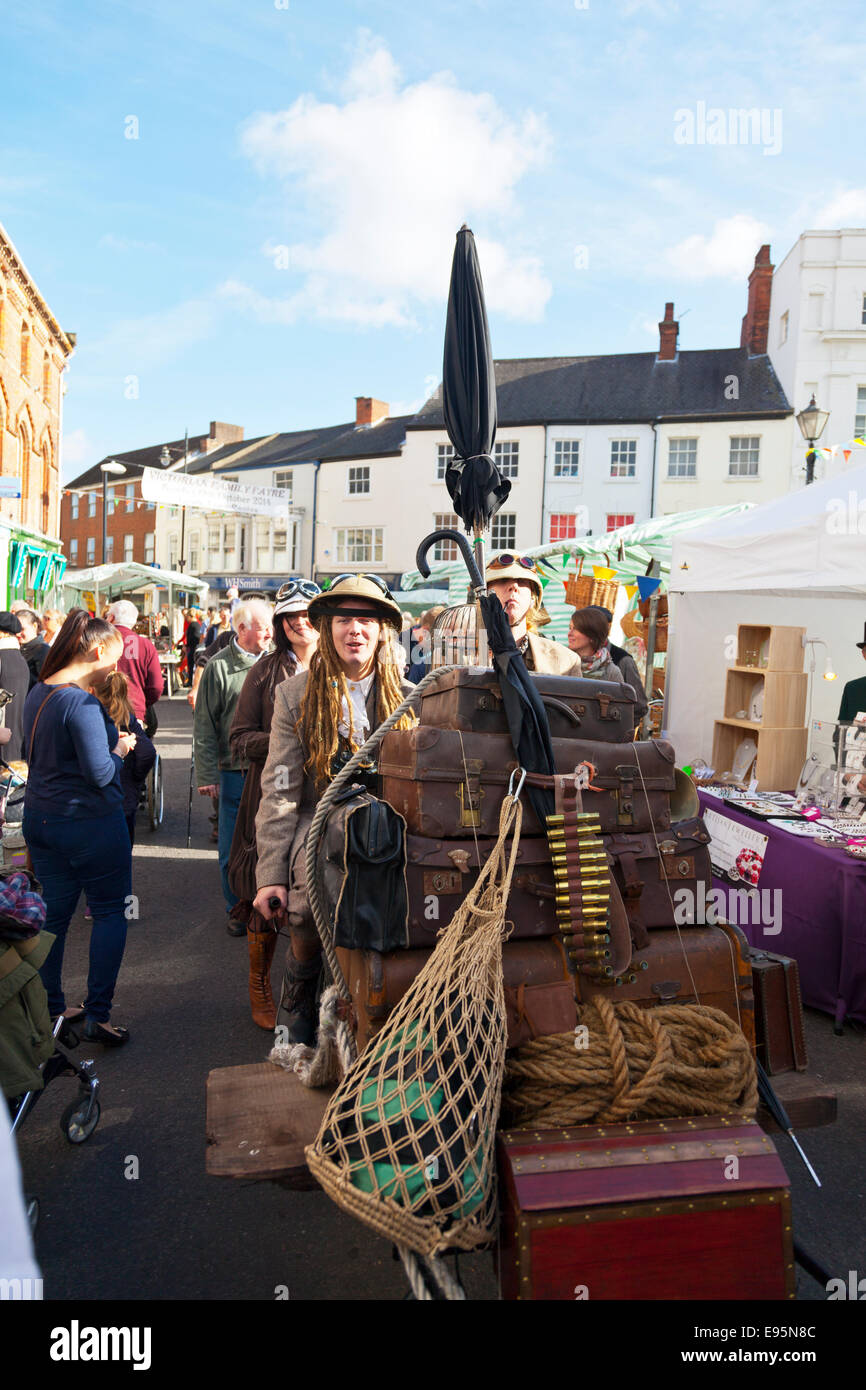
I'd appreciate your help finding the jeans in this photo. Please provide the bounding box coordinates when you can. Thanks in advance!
[218,769,245,915]
[23,806,133,1024]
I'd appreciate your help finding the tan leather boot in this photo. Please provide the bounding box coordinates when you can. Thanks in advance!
[247,925,278,1030]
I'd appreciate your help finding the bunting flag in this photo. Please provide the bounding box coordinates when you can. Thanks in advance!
[844,450,852,464]
[625,583,639,599]
[636,575,661,599]
[592,565,616,580]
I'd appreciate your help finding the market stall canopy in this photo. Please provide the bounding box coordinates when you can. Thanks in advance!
[63,562,209,599]
[670,463,866,596]
[401,503,753,640]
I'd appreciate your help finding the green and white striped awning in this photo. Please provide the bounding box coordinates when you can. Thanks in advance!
[400,504,753,642]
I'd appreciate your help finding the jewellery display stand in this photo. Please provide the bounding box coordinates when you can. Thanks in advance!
[712,624,807,791]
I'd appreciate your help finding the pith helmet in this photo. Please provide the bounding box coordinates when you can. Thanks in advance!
[485,551,544,602]
[308,573,403,631]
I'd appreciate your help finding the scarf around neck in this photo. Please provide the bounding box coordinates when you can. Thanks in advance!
[582,644,611,676]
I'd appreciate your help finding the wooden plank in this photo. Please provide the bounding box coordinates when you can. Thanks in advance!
[206,1063,332,1187]
[757,1071,837,1133]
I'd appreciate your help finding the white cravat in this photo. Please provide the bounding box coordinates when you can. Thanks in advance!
[338,673,374,742]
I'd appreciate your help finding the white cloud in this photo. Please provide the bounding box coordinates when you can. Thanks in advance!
[61,428,90,468]
[86,296,219,369]
[98,233,162,253]
[665,214,771,281]
[388,373,441,418]
[811,188,866,229]
[235,34,552,328]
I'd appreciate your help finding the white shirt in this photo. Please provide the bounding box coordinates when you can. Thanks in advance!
[338,673,374,742]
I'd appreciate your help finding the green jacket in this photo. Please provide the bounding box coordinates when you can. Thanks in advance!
[0,932,55,1099]
[194,640,262,786]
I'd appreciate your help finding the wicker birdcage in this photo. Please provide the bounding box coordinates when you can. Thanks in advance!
[431,599,485,668]
[564,555,620,613]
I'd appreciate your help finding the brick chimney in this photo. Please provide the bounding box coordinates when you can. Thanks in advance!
[355,397,389,427]
[202,417,246,450]
[740,244,774,356]
[657,303,679,361]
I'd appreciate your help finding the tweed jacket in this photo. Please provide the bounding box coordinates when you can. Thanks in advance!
[525,631,583,677]
[226,647,299,903]
[255,668,415,891]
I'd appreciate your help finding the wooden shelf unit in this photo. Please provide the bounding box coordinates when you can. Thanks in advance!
[712,624,808,790]
[723,669,807,728]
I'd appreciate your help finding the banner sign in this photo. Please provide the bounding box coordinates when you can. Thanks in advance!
[703,808,768,886]
[140,467,301,520]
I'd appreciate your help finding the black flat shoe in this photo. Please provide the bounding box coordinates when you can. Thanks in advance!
[50,1004,85,1026]
[84,1020,130,1047]
[226,920,247,937]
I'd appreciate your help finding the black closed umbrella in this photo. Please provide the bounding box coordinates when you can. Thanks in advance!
[417,530,556,826]
[442,225,509,579]
[416,226,556,822]
[478,591,555,825]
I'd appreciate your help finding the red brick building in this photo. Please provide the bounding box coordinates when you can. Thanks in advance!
[60,422,243,571]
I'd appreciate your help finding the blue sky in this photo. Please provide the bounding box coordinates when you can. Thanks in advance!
[2,0,863,479]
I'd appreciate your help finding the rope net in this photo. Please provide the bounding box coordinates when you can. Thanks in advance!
[305,791,524,1257]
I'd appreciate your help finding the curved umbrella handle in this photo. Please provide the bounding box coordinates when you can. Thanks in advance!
[416,529,485,593]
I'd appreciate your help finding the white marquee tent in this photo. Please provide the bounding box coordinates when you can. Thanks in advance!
[665,462,866,768]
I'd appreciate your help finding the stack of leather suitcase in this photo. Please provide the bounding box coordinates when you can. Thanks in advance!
[335,666,756,1051]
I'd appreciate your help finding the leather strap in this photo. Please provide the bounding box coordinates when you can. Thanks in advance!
[28,686,67,764]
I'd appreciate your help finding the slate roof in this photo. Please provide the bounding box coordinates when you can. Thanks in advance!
[413,349,791,428]
[65,433,218,490]
[65,346,788,493]
[189,416,413,473]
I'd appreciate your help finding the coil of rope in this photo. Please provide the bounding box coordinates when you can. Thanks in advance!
[503,996,757,1129]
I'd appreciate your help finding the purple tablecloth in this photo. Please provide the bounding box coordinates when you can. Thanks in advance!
[697,791,866,1027]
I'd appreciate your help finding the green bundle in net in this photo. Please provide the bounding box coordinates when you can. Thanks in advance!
[306,791,523,1256]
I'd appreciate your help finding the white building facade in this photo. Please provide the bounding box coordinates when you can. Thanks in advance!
[766,228,866,485]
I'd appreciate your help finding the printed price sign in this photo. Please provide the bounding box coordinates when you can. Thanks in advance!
[703,809,768,886]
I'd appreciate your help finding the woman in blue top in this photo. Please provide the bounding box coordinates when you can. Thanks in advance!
[23,609,136,1047]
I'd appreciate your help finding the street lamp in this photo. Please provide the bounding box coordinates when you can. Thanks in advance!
[99,460,126,564]
[796,395,830,486]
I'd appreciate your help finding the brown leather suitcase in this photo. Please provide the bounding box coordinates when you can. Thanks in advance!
[404,832,557,946]
[337,937,577,1052]
[748,948,807,1073]
[603,816,713,931]
[416,667,637,742]
[338,921,755,1053]
[572,921,755,1051]
[378,729,685,838]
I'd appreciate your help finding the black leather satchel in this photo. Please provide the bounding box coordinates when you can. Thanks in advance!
[319,786,409,952]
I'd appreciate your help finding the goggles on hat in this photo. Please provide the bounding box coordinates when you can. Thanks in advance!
[487,554,537,573]
[276,579,321,603]
[328,572,392,597]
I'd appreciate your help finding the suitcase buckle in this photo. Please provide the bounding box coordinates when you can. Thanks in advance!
[456,781,484,828]
[614,766,635,826]
[652,979,681,1003]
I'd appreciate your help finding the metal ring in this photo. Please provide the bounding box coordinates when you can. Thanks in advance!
[508,766,527,799]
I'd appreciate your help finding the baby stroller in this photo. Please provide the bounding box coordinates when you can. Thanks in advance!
[1,761,101,1229]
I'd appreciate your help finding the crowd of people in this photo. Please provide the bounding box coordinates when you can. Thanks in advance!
[3,556,649,1056]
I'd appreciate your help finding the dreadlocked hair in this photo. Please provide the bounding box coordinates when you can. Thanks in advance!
[296,618,415,790]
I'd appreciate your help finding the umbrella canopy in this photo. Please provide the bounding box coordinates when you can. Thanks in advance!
[442,226,509,540]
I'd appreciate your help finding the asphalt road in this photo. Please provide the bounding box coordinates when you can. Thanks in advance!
[13,694,865,1302]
